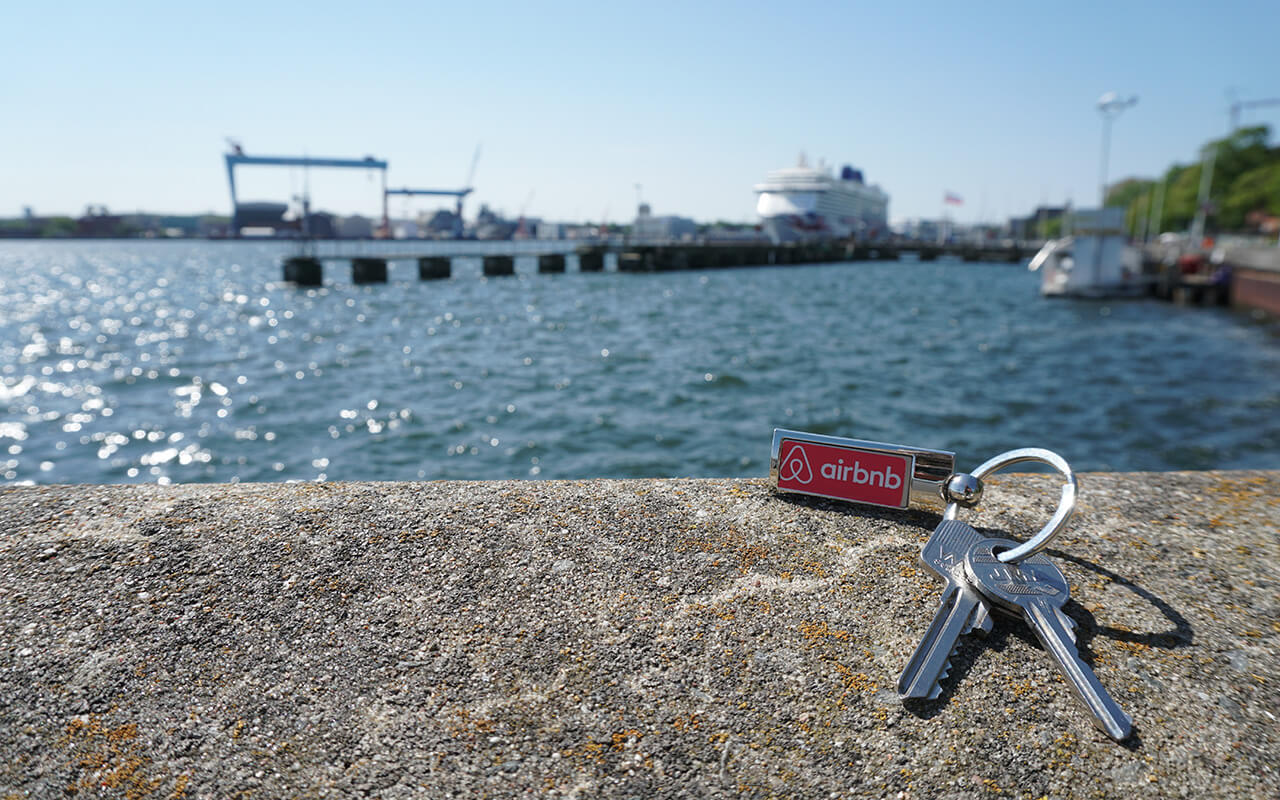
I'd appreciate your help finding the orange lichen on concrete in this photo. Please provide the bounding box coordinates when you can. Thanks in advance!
[60,716,163,799]
[798,620,853,643]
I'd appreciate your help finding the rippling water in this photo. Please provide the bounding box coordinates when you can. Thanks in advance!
[1,240,1277,485]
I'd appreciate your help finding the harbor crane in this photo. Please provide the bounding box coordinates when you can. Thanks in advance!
[223,141,389,236]
[382,144,482,238]
[1229,95,1280,131]
[382,187,474,237]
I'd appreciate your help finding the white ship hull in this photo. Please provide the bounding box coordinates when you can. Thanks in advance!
[759,212,880,243]
[754,160,889,244]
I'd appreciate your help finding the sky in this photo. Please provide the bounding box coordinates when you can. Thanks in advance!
[3,0,1279,226]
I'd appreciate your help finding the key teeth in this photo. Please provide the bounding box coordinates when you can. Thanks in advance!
[967,609,993,636]
[962,601,993,632]
[928,658,954,700]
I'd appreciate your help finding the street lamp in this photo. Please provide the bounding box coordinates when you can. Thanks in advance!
[1097,92,1138,207]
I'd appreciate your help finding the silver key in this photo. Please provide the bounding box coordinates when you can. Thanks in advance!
[897,519,994,699]
[965,537,1133,741]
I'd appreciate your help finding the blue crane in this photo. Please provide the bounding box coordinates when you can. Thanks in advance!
[382,145,481,237]
[223,141,389,235]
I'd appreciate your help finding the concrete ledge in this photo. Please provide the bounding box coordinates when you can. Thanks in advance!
[2,472,1277,798]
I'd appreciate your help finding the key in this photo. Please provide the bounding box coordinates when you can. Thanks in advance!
[964,538,1133,741]
[897,519,994,700]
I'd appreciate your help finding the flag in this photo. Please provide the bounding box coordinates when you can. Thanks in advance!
[944,192,964,205]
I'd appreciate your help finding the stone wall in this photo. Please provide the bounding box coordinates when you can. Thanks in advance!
[1,472,1277,797]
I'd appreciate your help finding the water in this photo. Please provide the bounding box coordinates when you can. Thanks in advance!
[1,240,1277,485]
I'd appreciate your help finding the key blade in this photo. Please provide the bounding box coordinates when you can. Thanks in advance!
[1056,606,1077,643]
[897,584,984,699]
[1025,600,1133,741]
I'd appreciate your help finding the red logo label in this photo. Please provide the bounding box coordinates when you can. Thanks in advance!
[777,439,912,508]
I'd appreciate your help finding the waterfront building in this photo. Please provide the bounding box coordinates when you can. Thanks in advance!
[632,203,697,241]
[1009,206,1066,242]
[337,215,374,239]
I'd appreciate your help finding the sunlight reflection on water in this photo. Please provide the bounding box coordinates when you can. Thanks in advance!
[1,240,1277,485]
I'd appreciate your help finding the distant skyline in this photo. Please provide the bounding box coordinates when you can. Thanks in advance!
[3,1,1279,226]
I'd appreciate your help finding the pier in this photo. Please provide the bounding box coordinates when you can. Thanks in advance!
[279,240,1031,285]
[277,237,1280,320]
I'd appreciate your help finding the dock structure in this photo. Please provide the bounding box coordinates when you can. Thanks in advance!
[1141,241,1280,314]
[277,240,1032,286]
[1223,246,1280,314]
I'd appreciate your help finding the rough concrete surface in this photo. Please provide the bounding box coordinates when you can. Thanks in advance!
[1,471,1277,799]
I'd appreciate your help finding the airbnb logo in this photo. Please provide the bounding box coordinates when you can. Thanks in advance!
[775,437,912,509]
[779,443,814,484]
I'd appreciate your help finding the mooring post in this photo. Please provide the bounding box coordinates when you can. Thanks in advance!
[352,258,388,283]
[418,257,451,280]
[283,256,323,286]
[483,255,515,277]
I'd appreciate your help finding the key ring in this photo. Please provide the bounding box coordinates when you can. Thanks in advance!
[942,447,1076,564]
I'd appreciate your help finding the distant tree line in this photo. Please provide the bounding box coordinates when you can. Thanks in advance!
[0,217,77,238]
[0,214,231,239]
[1105,125,1280,236]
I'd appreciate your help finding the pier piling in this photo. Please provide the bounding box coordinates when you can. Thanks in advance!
[352,258,388,284]
[538,254,567,273]
[418,257,451,280]
[577,247,605,272]
[482,255,515,277]
[617,251,649,272]
[283,256,323,286]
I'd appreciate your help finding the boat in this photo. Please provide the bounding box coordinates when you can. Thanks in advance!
[754,156,889,243]
[1028,208,1149,297]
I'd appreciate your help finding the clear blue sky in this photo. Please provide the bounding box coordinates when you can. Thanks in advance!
[3,0,1278,225]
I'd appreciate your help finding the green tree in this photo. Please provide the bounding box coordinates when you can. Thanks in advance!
[40,217,76,238]
[1104,178,1155,233]
[1106,124,1279,236]
[1221,161,1280,229]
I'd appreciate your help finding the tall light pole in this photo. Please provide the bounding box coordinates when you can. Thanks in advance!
[1147,174,1167,242]
[1097,92,1138,207]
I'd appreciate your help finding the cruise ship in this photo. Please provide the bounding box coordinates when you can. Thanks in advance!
[754,156,889,243]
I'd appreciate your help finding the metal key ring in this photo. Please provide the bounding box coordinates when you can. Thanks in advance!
[942,447,1077,564]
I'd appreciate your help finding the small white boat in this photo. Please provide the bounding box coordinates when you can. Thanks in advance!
[1028,208,1148,297]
